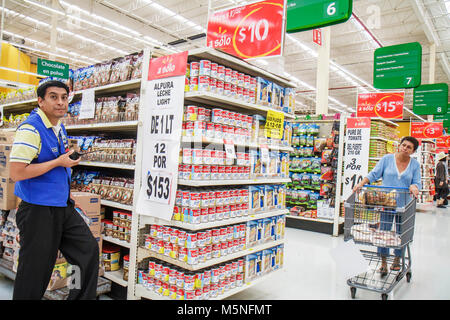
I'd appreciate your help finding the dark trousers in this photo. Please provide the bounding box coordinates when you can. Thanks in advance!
[436,186,449,200]
[13,200,99,300]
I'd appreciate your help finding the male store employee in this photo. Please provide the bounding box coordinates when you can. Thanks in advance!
[9,80,99,300]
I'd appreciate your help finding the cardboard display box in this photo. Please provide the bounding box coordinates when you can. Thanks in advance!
[0,144,12,177]
[0,176,17,210]
[0,131,15,145]
[70,192,101,217]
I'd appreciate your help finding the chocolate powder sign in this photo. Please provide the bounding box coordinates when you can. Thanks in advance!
[342,117,371,201]
[136,51,188,220]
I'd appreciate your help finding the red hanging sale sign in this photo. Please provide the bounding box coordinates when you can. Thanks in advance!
[313,29,322,46]
[148,51,188,81]
[347,117,371,129]
[410,122,444,139]
[436,136,450,148]
[206,0,284,59]
[357,92,404,119]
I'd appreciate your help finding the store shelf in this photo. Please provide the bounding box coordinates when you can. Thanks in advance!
[103,235,131,248]
[1,98,37,112]
[188,47,295,88]
[73,79,141,96]
[178,178,290,187]
[103,269,128,287]
[184,91,295,119]
[134,267,283,300]
[370,118,399,127]
[79,161,135,170]
[139,209,289,231]
[286,215,334,224]
[101,199,133,211]
[181,136,293,152]
[137,239,284,271]
[65,120,139,132]
[369,157,382,160]
[369,136,388,142]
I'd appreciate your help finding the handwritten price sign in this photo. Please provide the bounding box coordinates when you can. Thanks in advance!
[411,122,443,139]
[357,92,404,119]
[206,0,284,59]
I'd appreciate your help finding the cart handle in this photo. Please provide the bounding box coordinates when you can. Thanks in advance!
[363,184,409,190]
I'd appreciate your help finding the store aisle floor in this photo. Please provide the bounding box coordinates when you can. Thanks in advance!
[226,206,450,300]
[0,207,449,300]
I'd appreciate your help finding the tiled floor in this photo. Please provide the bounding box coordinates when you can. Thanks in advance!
[0,205,449,300]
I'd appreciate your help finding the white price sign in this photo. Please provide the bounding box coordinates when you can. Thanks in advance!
[78,88,95,120]
[342,118,371,201]
[145,171,172,205]
[260,145,269,164]
[224,139,236,159]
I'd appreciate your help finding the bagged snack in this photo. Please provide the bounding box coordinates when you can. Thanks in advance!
[131,52,143,79]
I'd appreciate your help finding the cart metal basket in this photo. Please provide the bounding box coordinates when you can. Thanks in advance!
[344,185,416,300]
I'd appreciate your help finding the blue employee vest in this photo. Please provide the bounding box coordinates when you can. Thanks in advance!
[14,109,71,207]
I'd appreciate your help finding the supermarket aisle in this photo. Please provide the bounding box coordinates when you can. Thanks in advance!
[227,206,450,300]
[0,207,449,300]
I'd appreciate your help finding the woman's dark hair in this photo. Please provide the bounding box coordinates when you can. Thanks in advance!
[400,136,419,152]
[36,80,69,99]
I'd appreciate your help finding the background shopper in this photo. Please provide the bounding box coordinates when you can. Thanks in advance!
[9,80,99,300]
[435,152,448,208]
[353,136,421,276]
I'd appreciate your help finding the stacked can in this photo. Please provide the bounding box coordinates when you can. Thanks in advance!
[172,187,250,223]
[182,105,253,146]
[186,60,257,104]
[138,257,245,300]
[143,222,246,267]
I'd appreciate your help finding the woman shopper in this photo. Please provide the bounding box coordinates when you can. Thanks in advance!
[353,136,421,276]
[435,152,448,208]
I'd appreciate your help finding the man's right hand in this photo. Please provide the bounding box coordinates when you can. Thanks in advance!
[58,149,81,168]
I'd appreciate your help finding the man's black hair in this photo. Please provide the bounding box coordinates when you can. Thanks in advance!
[400,136,419,152]
[36,80,69,100]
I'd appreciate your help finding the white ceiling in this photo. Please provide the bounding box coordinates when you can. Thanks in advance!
[1,0,449,118]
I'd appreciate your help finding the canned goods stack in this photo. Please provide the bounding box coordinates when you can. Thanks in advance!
[102,210,132,243]
[138,257,245,300]
[144,223,247,265]
[179,149,289,181]
[185,60,295,115]
[183,105,253,144]
[173,187,250,223]
[186,60,257,105]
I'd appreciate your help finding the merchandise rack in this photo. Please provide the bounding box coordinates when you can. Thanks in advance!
[0,52,148,295]
[285,118,345,236]
[127,47,294,300]
[415,139,436,208]
[0,257,112,299]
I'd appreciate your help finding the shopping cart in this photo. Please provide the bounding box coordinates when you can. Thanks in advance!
[344,185,416,300]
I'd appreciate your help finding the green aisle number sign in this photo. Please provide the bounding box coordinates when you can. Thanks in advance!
[286,0,353,33]
[413,83,448,115]
[434,104,450,129]
[37,58,69,79]
[373,42,422,89]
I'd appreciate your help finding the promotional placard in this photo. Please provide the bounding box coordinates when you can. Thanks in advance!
[265,109,285,139]
[410,122,444,139]
[136,51,188,221]
[436,136,450,149]
[78,88,96,120]
[356,92,404,119]
[207,0,285,59]
[342,117,371,201]
[413,83,448,115]
[313,29,322,46]
[373,42,422,89]
[286,0,353,33]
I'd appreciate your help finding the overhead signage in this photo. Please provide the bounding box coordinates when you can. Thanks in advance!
[373,42,422,89]
[37,58,69,79]
[356,92,404,119]
[136,51,188,221]
[436,136,450,149]
[434,104,450,129]
[413,83,448,115]
[410,122,443,139]
[342,117,371,201]
[313,29,322,46]
[286,0,353,33]
[206,0,285,59]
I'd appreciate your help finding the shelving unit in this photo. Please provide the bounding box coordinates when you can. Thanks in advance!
[127,47,294,300]
[285,118,345,236]
[415,139,436,207]
[0,52,149,295]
